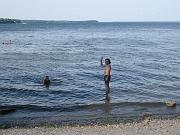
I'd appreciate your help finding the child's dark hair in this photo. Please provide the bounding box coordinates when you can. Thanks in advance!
[105,58,111,64]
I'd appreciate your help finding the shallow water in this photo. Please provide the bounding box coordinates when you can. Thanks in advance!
[0,21,180,127]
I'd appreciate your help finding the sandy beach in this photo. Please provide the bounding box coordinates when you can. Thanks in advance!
[1,118,180,135]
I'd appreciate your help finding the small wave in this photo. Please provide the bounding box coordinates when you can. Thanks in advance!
[0,104,82,112]
[0,108,16,115]
[26,43,32,45]
[0,101,168,113]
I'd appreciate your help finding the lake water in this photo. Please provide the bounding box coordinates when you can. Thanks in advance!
[0,21,180,127]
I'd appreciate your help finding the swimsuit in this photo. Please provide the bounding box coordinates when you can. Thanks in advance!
[104,75,111,84]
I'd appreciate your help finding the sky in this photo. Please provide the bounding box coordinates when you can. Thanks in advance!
[0,0,180,21]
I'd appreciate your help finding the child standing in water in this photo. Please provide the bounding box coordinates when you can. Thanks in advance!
[101,57,111,93]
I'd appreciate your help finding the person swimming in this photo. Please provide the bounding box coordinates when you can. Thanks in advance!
[43,76,51,86]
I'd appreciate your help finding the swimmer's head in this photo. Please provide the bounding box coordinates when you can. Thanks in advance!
[45,76,49,79]
[105,58,111,65]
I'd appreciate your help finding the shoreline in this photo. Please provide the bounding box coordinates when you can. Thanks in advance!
[1,117,180,135]
[1,102,180,129]
[1,113,180,129]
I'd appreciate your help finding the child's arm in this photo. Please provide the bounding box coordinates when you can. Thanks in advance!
[100,56,104,66]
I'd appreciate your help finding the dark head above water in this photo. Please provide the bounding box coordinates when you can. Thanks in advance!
[105,58,111,65]
[43,76,50,86]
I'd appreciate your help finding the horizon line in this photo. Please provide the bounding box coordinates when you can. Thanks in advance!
[21,19,180,23]
[1,18,180,23]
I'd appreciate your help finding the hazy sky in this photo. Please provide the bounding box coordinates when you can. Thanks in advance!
[0,0,180,21]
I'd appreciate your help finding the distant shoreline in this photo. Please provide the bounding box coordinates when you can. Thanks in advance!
[0,19,100,24]
[0,18,21,24]
[1,18,180,24]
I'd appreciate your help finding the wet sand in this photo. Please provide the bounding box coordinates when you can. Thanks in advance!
[1,118,180,135]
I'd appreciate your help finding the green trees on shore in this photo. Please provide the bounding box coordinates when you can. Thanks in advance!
[0,18,21,24]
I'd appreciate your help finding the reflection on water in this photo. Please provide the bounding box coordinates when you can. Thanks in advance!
[104,84,110,113]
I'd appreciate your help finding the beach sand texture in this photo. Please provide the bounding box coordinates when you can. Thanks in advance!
[1,118,180,135]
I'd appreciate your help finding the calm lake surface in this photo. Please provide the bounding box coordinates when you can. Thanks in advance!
[0,21,180,127]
